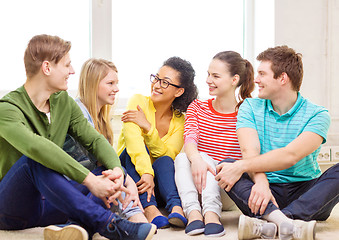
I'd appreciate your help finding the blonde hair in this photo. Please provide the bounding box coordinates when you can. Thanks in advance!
[78,58,118,145]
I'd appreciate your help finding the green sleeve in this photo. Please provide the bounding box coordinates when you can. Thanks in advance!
[67,97,122,172]
[0,103,90,183]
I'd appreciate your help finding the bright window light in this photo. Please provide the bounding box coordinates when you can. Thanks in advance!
[111,0,244,100]
[0,0,90,93]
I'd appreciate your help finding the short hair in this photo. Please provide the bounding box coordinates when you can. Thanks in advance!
[24,34,71,78]
[163,57,198,116]
[257,45,303,91]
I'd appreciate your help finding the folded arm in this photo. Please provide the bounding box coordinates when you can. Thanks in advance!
[216,131,323,193]
[236,127,278,214]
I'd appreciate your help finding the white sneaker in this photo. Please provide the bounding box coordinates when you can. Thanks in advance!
[279,220,316,240]
[44,224,88,240]
[238,214,277,240]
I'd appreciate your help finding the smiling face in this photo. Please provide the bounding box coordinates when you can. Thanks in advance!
[255,61,281,99]
[206,59,237,97]
[97,69,119,109]
[150,65,184,105]
[47,53,75,92]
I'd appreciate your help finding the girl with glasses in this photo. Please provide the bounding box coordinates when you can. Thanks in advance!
[117,57,198,229]
[174,51,255,237]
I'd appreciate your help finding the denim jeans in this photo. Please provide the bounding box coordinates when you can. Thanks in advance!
[220,158,339,221]
[0,155,114,233]
[119,149,182,213]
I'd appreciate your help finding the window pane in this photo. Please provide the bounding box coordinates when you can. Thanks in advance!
[0,0,90,95]
[111,0,244,100]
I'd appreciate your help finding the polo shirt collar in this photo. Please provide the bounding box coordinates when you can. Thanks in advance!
[267,92,303,117]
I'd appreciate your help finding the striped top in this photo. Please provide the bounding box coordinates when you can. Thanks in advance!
[236,93,331,183]
[184,99,242,162]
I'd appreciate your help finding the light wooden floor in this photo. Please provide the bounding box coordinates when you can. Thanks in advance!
[1,203,339,240]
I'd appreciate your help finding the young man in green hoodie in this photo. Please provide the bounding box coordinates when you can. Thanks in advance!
[0,34,156,240]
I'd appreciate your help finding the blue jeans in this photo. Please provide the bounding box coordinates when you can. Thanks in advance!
[119,149,182,213]
[220,158,339,221]
[0,155,114,233]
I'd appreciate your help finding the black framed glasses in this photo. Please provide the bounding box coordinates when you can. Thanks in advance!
[150,74,181,89]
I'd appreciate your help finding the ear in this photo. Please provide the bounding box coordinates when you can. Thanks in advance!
[174,88,185,98]
[41,61,52,75]
[232,74,240,86]
[279,72,289,85]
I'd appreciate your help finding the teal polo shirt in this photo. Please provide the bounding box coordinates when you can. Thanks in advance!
[236,93,331,183]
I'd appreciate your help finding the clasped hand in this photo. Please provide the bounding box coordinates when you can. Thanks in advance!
[215,161,244,192]
[83,167,129,208]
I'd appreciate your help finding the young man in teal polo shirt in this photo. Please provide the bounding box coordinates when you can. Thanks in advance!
[0,34,156,240]
[215,46,337,240]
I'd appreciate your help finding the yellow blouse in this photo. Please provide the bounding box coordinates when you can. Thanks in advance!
[117,94,184,176]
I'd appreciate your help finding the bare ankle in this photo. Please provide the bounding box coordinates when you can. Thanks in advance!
[128,213,148,223]
[188,210,203,224]
[171,206,184,215]
[144,205,162,222]
[204,211,221,224]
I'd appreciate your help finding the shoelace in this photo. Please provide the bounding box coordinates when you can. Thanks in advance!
[108,219,123,239]
[252,221,263,236]
[114,217,137,237]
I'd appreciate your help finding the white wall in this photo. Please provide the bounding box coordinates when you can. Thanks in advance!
[1,0,338,146]
[275,0,339,146]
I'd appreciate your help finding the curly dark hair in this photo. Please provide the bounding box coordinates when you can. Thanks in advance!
[162,57,198,116]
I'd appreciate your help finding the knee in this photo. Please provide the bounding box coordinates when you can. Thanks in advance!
[219,158,236,164]
[119,148,129,164]
[91,166,106,175]
[331,163,339,172]
[174,153,190,169]
[17,155,33,164]
[153,156,173,166]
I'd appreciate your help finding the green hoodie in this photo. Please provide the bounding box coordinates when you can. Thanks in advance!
[0,86,121,183]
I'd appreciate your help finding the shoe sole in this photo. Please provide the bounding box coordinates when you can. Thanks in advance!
[279,220,317,240]
[238,215,246,240]
[145,224,157,240]
[44,225,88,240]
[168,217,186,228]
[186,228,205,236]
[205,229,226,237]
[307,220,317,240]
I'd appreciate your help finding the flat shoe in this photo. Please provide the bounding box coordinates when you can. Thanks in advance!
[44,224,88,240]
[168,212,188,228]
[185,220,205,236]
[151,215,170,229]
[204,223,225,237]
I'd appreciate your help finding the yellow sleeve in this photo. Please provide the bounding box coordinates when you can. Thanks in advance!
[120,94,154,176]
[143,114,184,160]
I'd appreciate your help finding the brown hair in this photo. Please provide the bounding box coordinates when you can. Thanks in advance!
[24,34,71,78]
[78,58,118,145]
[213,51,255,109]
[256,45,303,91]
